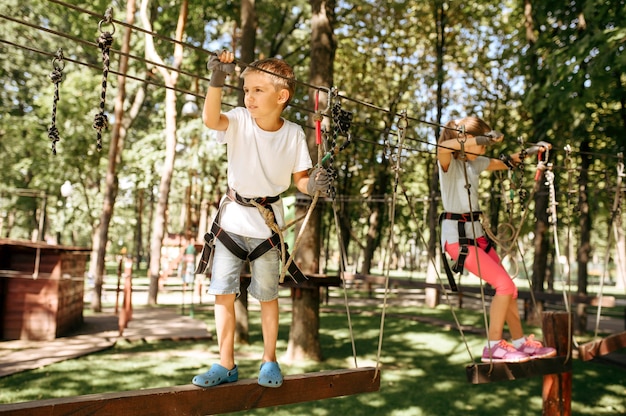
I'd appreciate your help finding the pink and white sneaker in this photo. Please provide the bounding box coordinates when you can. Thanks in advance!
[482,340,531,363]
[516,334,557,359]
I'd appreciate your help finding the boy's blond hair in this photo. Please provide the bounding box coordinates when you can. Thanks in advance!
[241,58,296,107]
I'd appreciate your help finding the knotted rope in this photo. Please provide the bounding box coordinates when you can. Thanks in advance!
[93,7,115,151]
[48,48,64,155]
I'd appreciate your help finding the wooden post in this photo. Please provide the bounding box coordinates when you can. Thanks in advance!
[118,257,133,336]
[115,256,123,315]
[541,311,572,416]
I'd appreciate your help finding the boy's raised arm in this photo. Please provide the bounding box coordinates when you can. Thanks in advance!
[203,51,235,131]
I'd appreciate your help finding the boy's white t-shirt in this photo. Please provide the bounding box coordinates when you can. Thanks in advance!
[438,156,490,246]
[216,107,312,239]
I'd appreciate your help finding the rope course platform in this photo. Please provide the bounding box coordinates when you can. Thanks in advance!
[578,332,626,362]
[0,367,380,416]
[466,356,571,384]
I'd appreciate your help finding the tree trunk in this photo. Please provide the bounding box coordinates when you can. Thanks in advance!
[142,0,187,305]
[530,172,550,325]
[576,140,592,294]
[230,0,258,345]
[575,140,592,332]
[237,0,256,107]
[134,187,144,271]
[425,1,447,308]
[284,0,335,364]
[615,223,626,290]
[360,208,381,274]
[89,0,136,312]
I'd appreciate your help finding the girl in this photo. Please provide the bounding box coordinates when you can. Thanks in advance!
[437,116,556,363]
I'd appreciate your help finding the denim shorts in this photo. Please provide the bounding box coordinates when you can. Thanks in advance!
[208,233,280,302]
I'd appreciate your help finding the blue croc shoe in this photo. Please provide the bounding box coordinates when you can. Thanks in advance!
[258,361,283,388]
[192,364,238,387]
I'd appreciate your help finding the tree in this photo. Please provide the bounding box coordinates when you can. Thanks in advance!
[141,0,188,305]
[284,0,336,363]
[88,0,140,312]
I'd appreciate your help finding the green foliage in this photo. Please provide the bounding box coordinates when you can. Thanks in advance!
[0,0,624,283]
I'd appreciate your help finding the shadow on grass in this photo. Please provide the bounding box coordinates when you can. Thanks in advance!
[0,305,624,415]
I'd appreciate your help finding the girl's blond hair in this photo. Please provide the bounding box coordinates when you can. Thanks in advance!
[438,116,491,144]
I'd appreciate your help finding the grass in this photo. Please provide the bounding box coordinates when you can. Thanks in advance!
[1,283,625,415]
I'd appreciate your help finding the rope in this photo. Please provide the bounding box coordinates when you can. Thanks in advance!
[324,95,359,369]
[47,48,64,155]
[374,111,407,379]
[544,158,575,361]
[592,152,624,338]
[279,89,329,283]
[92,8,115,152]
[399,181,476,361]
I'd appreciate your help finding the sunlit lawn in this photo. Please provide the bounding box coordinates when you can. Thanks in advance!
[0,288,625,415]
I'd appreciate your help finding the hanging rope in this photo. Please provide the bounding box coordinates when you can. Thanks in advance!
[374,111,407,379]
[323,94,359,369]
[47,48,64,155]
[545,156,575,362]
[92,7,115,152]
[277,88,332,283]
[592,152,624,339]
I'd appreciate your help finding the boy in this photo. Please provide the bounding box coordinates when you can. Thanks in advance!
[192,50,329,388]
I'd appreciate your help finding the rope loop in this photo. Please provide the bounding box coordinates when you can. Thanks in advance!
[98,7,116,35]
[48,48,64,155]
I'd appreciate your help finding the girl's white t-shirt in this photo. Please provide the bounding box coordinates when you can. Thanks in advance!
[216,107,312,238]
[438,156,490,246]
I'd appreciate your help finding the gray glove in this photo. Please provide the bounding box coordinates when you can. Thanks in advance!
[526,140,551,155]
[474,130,503,146]
[207,54,235,88]
[307,167,331,196]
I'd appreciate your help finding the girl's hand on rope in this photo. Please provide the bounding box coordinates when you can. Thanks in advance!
[207,50,235,88]
[306,167,331,196]
[474,130,504,146]
[525,140,551,155]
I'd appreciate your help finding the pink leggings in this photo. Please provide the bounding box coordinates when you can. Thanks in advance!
[444,237,518,298]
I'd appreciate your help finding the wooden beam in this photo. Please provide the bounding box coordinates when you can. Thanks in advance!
[578,332,626,361]
[466,356,572,384]
[0,367,380,416]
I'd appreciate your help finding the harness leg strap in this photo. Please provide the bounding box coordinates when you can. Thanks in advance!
[248,233,308,284]
[452,245,470,274]
[195,232,215,274]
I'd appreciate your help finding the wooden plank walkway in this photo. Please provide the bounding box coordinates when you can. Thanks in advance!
[0,367,380,416]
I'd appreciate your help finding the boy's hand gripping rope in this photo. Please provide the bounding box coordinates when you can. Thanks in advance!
[93,7,115,152]
[48,49,64,155]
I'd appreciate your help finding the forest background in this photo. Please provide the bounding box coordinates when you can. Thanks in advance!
[1,0,625,350]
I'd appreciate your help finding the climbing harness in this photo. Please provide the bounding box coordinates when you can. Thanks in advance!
[93,7,115,152]
[194,188,307,284]
[439,127,493,292]
[48,48,64,155]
